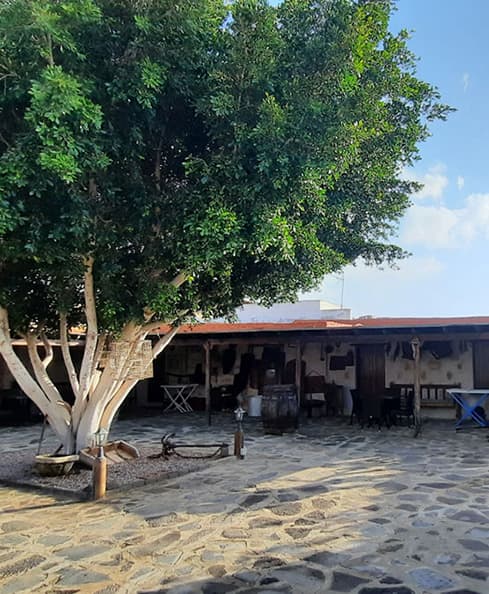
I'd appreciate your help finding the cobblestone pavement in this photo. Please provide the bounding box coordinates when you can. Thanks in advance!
[1,413,489,593]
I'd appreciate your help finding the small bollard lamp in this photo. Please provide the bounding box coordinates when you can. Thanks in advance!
[94,428,109,450]
[234,406,246,460]
[92,428,108,500]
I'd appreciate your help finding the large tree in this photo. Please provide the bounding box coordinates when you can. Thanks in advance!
[0,0,450,452]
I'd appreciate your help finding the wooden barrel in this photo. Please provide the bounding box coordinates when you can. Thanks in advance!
[262,384,299,434]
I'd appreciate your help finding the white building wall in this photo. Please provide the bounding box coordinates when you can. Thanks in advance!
[286,342,356,388]
[385,341,473,420]
[234,300,351,322]
[385,342,473,389]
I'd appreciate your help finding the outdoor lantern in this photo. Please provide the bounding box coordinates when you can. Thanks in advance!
[234,406,245,424]
[93,428,109,448]
[92,428,108,501]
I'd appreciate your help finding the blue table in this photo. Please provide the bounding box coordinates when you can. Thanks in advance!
[447,389,489,430]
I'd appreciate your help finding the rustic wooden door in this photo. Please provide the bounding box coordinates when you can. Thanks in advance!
[356,344,386,399]
[473,341,489,388]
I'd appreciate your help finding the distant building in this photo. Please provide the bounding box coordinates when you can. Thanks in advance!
[232,299,351,323]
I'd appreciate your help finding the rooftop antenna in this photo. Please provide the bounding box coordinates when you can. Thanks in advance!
[332,272,345,309]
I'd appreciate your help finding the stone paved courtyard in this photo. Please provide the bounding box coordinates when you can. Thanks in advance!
[1,413,489,593]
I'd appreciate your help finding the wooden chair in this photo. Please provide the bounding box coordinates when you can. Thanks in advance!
[304,376,327,418]
[324,383,341,417]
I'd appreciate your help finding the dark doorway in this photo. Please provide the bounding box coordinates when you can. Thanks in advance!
[473,341,489,388]
[356,344,386,398]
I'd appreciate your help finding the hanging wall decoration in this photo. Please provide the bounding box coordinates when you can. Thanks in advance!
[109,340,154,380]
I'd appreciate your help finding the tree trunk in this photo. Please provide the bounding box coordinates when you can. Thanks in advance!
[0,308,72,450]
[0,267,186,454]
[0,310,179,453]
[75,325,179,451]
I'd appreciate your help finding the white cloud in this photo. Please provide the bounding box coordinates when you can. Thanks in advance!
[402,204,458,247]
[341,257,444,317]
[344,256,444,283]
[402,164,448,201]
[302,256,444,315]
[462,72,470,92]
[457,175,465,190]
[462,193,489,238]
[401,193,489,248]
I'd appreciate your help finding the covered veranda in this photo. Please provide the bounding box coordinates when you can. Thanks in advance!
[142,317,489,429]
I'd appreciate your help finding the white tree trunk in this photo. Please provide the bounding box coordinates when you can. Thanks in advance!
[71,256,98,430]
[0,308,73,451]
[0,267,186,454]
[73,323,180,450]
[1,323,178,453]
[60,312,80,397]
[97,325,180,441]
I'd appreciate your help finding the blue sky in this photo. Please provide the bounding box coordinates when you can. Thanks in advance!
[302,0,489,318]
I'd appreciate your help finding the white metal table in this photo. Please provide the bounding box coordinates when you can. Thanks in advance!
[161,384,198,413]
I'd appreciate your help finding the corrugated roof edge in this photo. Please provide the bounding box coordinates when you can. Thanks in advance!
[152,316,489,335]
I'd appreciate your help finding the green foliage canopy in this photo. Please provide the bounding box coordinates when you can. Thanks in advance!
[0,0,451,334]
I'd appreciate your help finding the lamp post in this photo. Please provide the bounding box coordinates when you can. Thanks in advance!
[234,406,246,459]
[92,428,108,500]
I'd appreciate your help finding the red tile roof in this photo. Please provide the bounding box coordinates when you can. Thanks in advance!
[154,316,489,335]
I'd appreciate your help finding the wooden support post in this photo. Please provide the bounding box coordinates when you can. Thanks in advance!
[411,337,421,436]
[234,429,244,458]
[92,447,107,500]
[204,341,211,426]
[295,341,302,408]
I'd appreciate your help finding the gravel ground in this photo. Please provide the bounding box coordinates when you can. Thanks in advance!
[0,445,214,494]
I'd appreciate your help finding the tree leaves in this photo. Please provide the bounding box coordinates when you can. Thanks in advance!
[0,0,451,334]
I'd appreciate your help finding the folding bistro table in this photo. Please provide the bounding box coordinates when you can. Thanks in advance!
[447,389,489,430]
[161,384,198,413]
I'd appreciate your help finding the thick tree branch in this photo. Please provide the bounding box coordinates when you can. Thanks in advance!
[26,333,62,406]
[74,321,141,439]
[46,33,54,66]
[60,312,80,398]
[170,271,187,288]
[91,332,107,375]
[153,325,179,353]
[99,324,180,432]
[40,331,53,369]
[141,309,189,334]
[0,130,10,148]
[141,320,167,334]
[78,255,98,401]
[154,134,164,193]
[88,369,102,397]
[142,273,188,323]
[88,177,97,199]
[0,308,70,446]
[90,323,140,404]
[100,330,146,404]
[72,331,108,429]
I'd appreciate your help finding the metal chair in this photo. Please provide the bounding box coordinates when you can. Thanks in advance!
[359,397,389,430]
